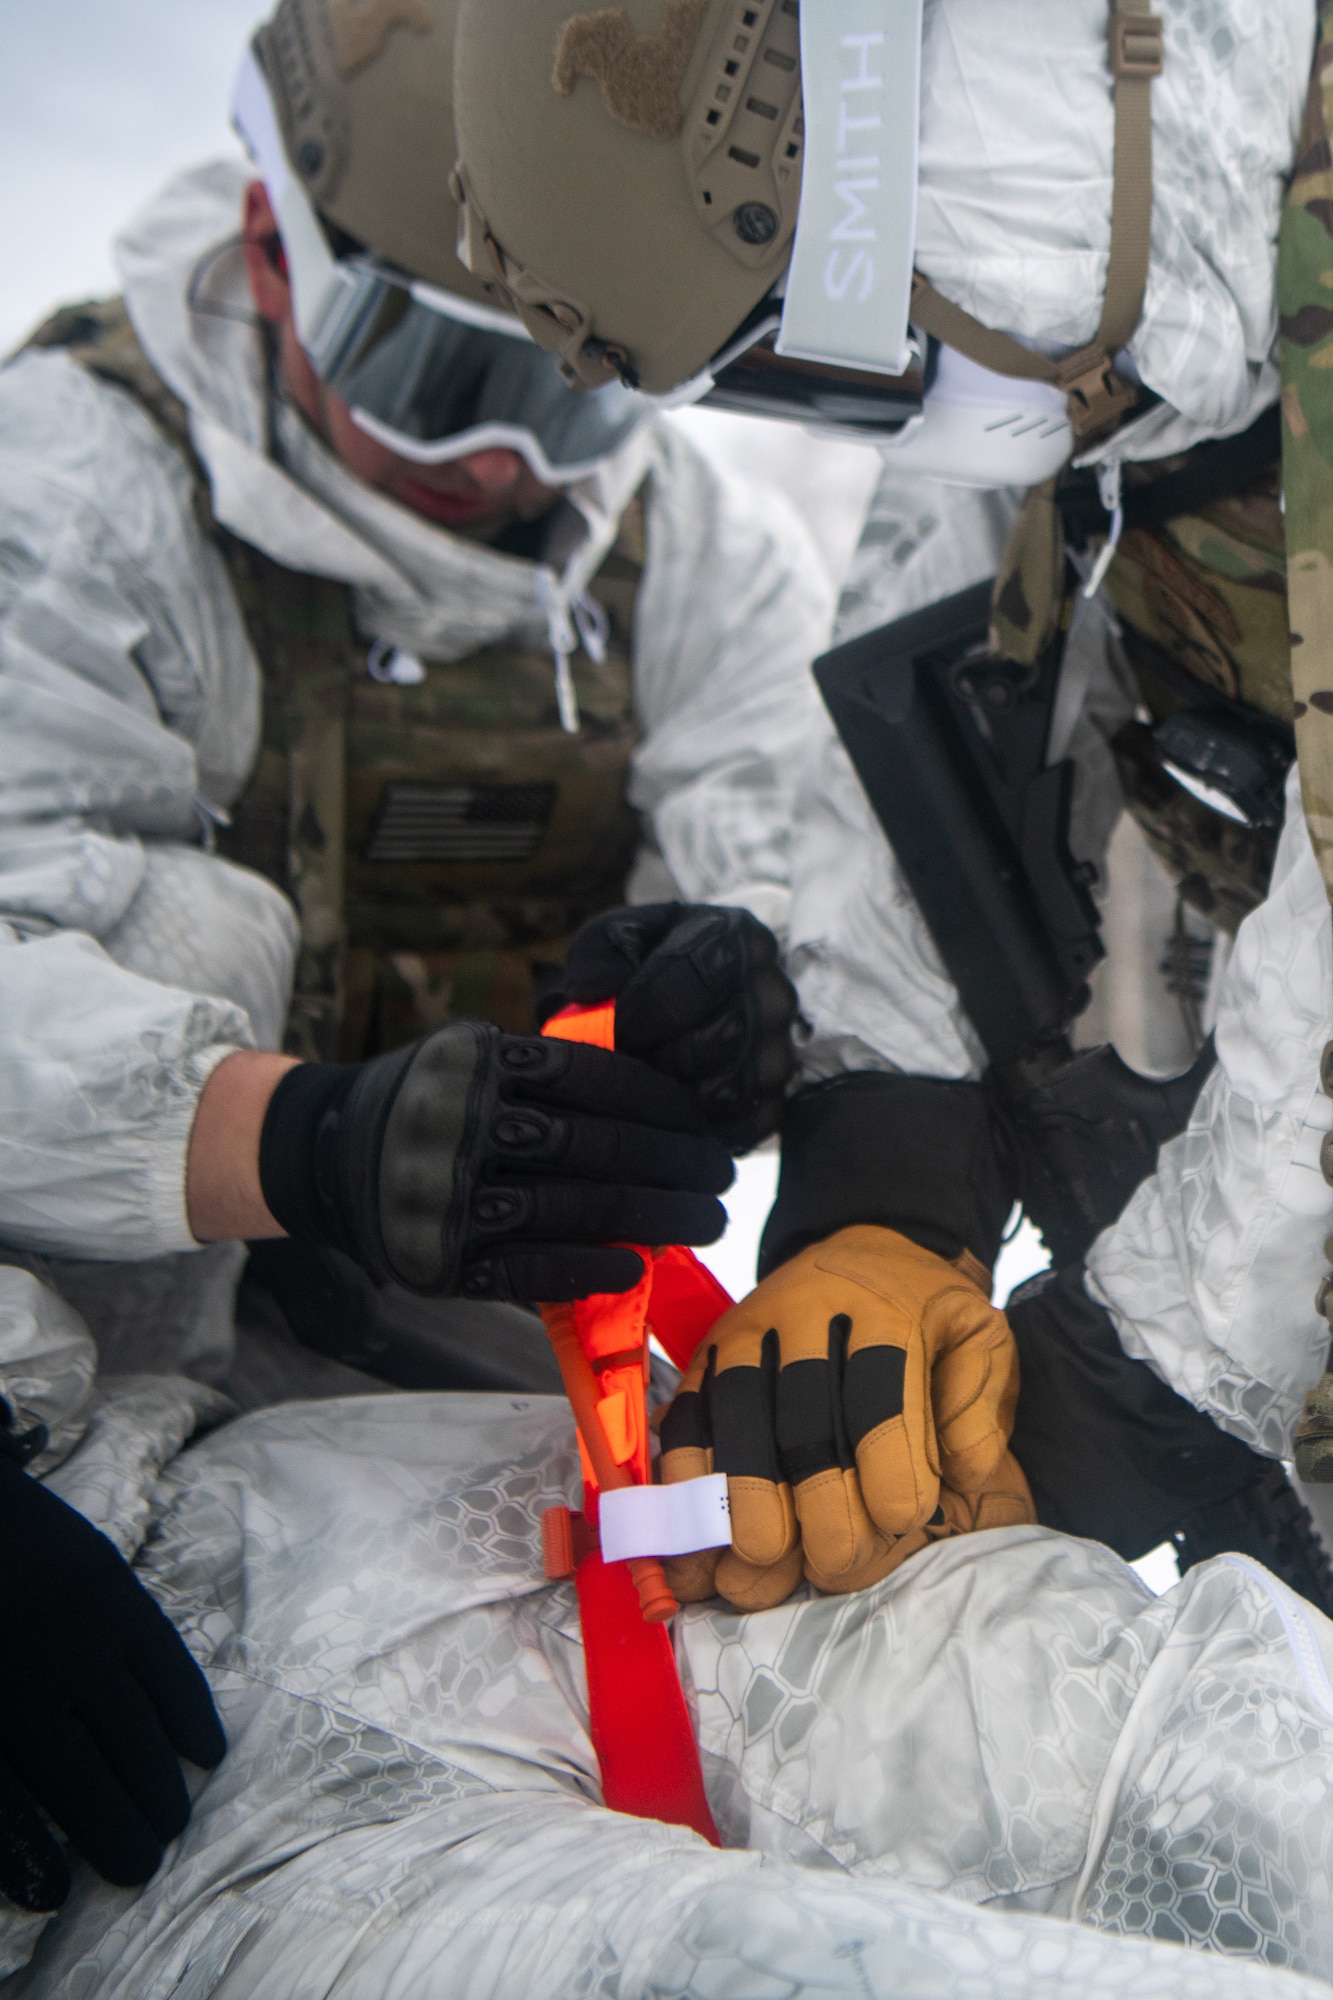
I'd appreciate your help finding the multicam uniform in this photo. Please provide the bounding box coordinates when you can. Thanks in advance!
[0,158,833,1375]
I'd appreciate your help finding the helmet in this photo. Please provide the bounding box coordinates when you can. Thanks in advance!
[232,0,649,479]
[450,0,926,439]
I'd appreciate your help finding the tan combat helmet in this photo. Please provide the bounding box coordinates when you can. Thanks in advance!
[451,0,805,396]
[233,0,650,478]
[256,0,489,304]
[453,0,1165,453]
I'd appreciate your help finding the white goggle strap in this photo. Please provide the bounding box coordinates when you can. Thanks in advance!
[775,0,924,380]
[230,45,354,366]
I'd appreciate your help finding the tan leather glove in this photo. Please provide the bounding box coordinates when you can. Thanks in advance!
[658,1225,1035,1611]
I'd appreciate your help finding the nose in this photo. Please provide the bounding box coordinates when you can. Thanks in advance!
[456,448,526,493]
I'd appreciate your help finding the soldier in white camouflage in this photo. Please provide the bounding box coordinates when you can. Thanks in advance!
[0,0,834,1392]
[447,0,1333,1610]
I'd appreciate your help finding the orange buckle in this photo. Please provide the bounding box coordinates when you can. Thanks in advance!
[541,1505,600,1580]
[1110,12,1164,78]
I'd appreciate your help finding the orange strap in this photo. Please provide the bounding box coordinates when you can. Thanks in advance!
[575,1546,719,1839]
[540,1001,726,1845]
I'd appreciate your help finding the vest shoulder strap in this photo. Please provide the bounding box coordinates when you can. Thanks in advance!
[911,6,1164,446]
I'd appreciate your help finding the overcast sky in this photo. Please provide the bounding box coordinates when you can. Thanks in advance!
[1,0,259,354]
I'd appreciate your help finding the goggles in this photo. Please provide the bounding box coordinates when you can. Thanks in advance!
[230,48,648,483]
[686,306,926,438]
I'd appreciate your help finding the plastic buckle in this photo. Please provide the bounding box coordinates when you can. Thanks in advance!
[1060,354,1138,442]
[541,1505,600,1579]
[1110,13,1164,78]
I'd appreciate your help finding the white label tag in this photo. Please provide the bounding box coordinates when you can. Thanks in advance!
[598,1476,732,1564]
[776,0,923,378]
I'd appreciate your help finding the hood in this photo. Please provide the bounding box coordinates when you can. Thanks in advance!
[112,158,654,673]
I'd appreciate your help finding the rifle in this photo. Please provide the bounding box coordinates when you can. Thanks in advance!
[815,575,1100,1073]
[815,581,1214,1258]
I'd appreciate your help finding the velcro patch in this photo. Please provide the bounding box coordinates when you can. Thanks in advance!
[552,0,710,140]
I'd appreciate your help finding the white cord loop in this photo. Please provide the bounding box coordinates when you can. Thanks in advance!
[193,793,232,853]
[1084,459,1125,599]
[534,570,583,734]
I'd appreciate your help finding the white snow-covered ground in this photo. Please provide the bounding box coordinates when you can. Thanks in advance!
[0,0,261,356]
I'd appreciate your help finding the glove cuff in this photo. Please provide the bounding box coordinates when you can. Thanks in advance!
[257,1060,360,1250]
[758,1072,1015,1278]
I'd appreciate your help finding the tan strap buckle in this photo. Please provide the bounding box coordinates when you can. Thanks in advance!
[1059,353,1139,441]
[1110,12,1164,78]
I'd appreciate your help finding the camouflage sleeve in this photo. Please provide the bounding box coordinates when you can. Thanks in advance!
[1281,0,1333,908]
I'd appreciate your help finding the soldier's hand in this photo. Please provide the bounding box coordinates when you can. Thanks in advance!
[557,902,797,1153]
[658,1225,1034,1611]
[0,1459,225,1910]
[258,1022,733,1301]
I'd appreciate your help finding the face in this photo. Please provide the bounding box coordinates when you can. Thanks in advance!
[241,181,559,542]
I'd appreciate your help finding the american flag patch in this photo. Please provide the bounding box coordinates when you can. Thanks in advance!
[365,783,557,863]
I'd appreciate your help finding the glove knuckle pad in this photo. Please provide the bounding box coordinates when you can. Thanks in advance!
[497,1035,563,1084]
[471,1186,531,1236]
[491,1108,557,1157]
[378,1026,488,1289]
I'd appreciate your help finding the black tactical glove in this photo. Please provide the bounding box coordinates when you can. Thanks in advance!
[556,902,798,1153]
[258,1020,732,1301]
[0,1455,225,1911]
